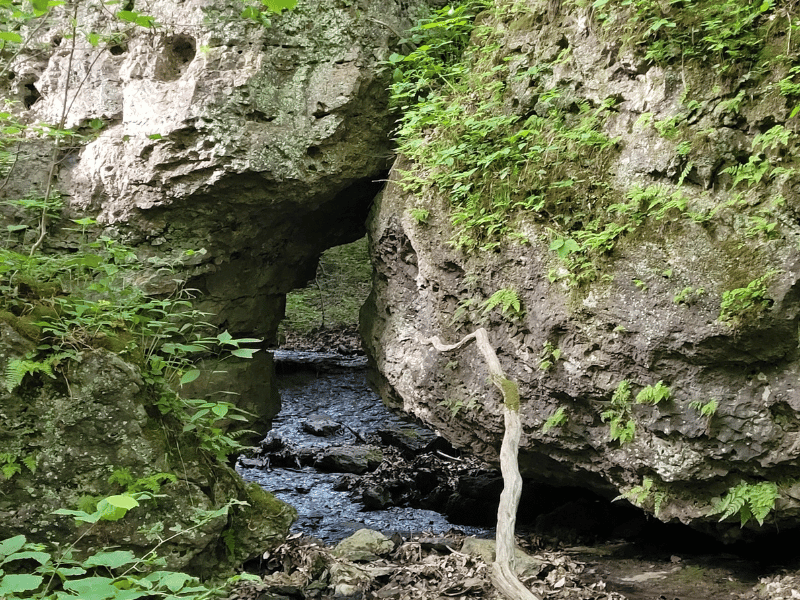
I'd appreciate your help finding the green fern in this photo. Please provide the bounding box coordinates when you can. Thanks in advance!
[635,381,671,405]
[2,462,21,479]
[614,476,667,516]
[709,481,779,526]
[3,357,57,392]
[21,454,37,474]
[542,406,568,434]
[481,288,523,318]
[602,380,636,444]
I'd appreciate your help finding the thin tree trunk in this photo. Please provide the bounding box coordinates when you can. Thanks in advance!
[422,328,540,600]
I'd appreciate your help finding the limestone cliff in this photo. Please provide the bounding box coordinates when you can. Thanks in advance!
[0,0,431,569]
[362,0,800,541]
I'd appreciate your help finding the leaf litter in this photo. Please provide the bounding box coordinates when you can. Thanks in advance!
[227,531,626,600]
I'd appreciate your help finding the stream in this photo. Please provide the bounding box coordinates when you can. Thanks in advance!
[236,350,794,600]
[237,350,492,542]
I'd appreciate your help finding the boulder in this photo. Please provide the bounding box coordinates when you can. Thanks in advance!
[376,425,446,455]
[303,413,343,436]
[315,446,383,475]
[360,0,800,542]
[0,348,295,574]
[333,529,395,562]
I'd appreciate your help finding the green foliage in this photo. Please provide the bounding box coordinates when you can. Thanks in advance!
[1,227,259,463]
[718,272,775,325]
[594,0,778,72]
[0,499,252,600]
[614,476,667,516]
[2,358,56,392]
[601,380,635,445]
[635,381,671,405]
[542,406,568,434]
[709,480,780,526]
[410,208,430,225]
[673,286,705,305]
[239,0,297,26]
[480,287,523,319]
[689,398,718,418]
[108,469,177,496]
[389,1,619,253]
[0,452,35,481]
[281,237,372,336]
[538,341,562,371]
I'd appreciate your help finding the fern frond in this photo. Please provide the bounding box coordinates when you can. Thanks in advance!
[3,358,57,392]
[2,462,21,479]
[21,454,37,474]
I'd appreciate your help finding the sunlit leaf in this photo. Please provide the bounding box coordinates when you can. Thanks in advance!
[0,31,23,43]
[0,573,43,594]
[179,369,201,385]
[0,535,26,559]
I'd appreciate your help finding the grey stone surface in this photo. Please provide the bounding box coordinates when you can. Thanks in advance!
[333,528,395,562]
[360,2,800,541]
[315,445,383,475]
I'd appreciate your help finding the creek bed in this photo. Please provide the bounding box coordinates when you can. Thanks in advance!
[234,351,799,600]
[237,350,493,542]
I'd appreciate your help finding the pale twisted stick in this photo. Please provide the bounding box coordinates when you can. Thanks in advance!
[422,328,540,600]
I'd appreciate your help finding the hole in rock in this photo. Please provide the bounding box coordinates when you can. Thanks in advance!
[156,34,196,81]
[23,82,40,108]
[109,44,127,56]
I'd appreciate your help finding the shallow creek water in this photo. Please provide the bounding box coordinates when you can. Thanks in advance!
[237,351,795,600]
[237,350,491,542]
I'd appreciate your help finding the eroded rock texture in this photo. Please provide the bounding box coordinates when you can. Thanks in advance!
[361,2,800,541]
[0,323,296,574]
[0,0,431,568]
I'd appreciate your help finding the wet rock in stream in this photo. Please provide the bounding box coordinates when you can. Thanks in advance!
[237,350,496,542]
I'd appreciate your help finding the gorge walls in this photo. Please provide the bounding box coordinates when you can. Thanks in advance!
[361,0,800,541]
[0,0,432,568]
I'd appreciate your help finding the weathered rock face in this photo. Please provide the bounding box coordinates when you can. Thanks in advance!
[2,0,432,414]
[362,2,800,541]
[0,325,295,574]
[0,0,433,570]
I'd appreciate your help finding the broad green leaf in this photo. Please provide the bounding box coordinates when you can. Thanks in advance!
[216,330,233,345]
[0,573,43,594]
[105,494,139,510]
[53,507,99,523]
[55,566,87,577]
[263,0,296,12]
[84,550,137,569]
[179,369,201,385]
[211,404,228,418]
[160,571,195,592]
[0,31,23,43]
[63,576,118,599]
[116,9,137,21]
[231,348,258,358]
[1,550,51,565]
[0,535,26,558]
